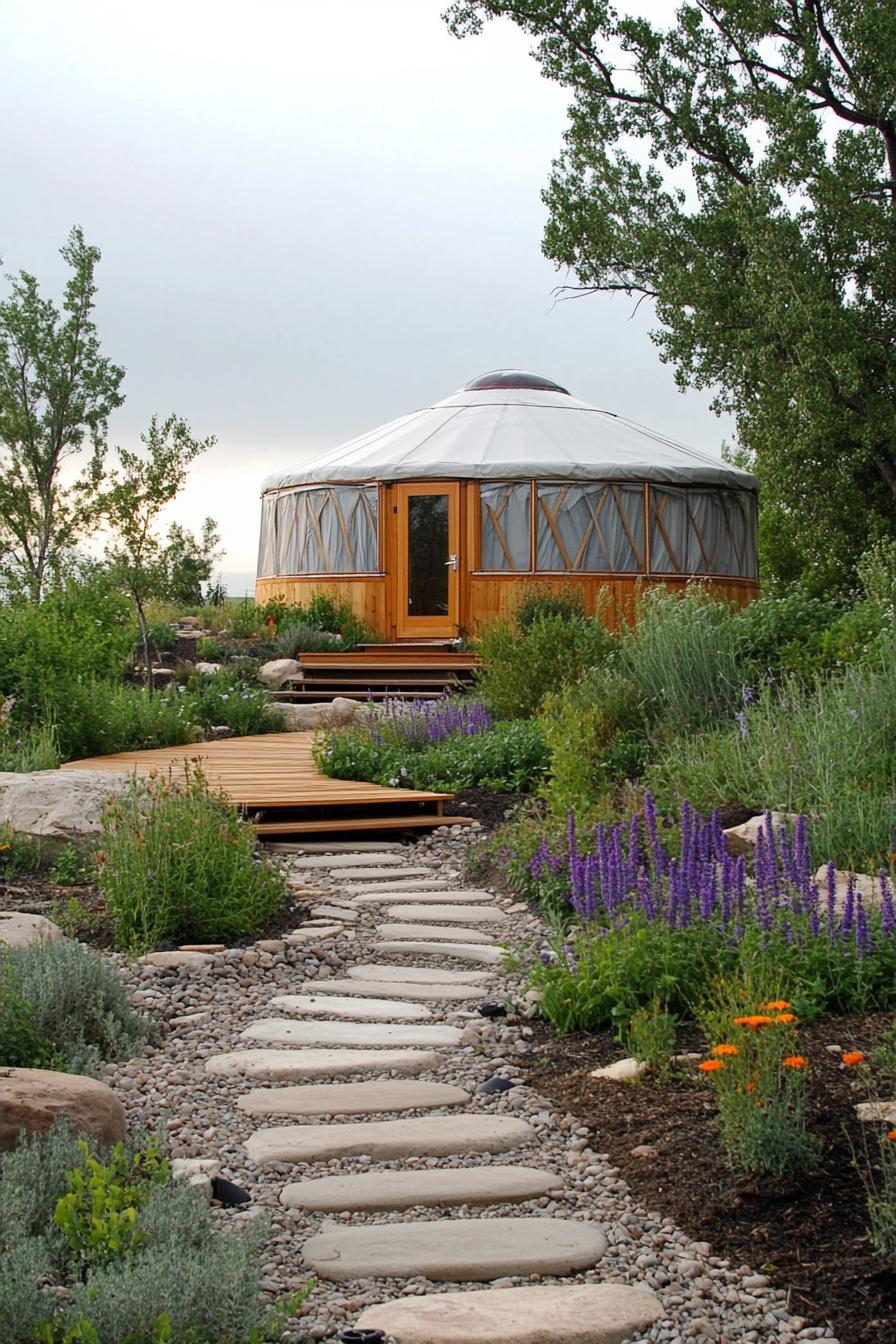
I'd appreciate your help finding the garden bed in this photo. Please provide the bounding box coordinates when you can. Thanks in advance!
[0,875,305,952]
[524,1014,896,1344]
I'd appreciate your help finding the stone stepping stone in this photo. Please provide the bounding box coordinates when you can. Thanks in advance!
[294,852,407,869]
[304,978,484,1002]
[356,1283,663,1344]
[302,1217,607,1283]
[349,964,491,984]
[856,1099,896,1123]
[375,941,503,965]
[387,904,508,924]
[137,950,213,967]
[336,866,434,880]
[309,905,359,922]
[240,1019,463,1049]
[237,1079,470,1118]
[346,878,450,892]
[270,992,433,1021]
[281,1164,558,1211]
[377,923,496,944]
[205,1048,444,1080]
[351,889,494,905]
[285,925,344,943]
[245,1114,533,1164]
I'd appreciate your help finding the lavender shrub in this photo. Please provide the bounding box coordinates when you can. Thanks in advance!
[528,796,896,1032]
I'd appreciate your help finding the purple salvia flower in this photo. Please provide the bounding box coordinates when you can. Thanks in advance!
[826,860,837,939]
[855,891,870,957]
[840,874,856,938]
[881,872,896,939]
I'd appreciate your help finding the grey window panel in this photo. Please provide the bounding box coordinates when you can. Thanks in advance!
[649,488,758,579]
[259,485,378,575]
[479,481,531,571]
[536,482,645,571]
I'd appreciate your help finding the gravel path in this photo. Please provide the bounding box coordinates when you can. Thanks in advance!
[102,825,840,1344]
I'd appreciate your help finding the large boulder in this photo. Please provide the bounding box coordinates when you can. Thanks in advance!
[258,658,302,688]
[0,911,63,949]
[0,1068,127,1152]
[0,769,131,851]
[722,810,799,857]
[271,697,365,732]
[813,866,881,905]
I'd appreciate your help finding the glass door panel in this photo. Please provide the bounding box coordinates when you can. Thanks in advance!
[395,483,459,639]
[407,493,449,615]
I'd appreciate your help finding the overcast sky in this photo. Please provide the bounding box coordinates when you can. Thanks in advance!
[1,0,730,591]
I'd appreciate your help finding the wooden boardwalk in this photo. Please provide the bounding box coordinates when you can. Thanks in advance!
[61,732,471,837]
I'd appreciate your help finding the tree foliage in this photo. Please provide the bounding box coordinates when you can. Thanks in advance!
[105,415,218,683]
[446,0,896,589]
[0,229,125,598]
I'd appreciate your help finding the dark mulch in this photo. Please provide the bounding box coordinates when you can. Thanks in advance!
[0,874,308,952]
[451,787,527,832]
[523,1014,896,1344]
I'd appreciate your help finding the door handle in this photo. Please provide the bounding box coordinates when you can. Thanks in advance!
[445,552,457,570]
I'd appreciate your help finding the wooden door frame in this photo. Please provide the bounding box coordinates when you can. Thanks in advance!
[393,481,461,639]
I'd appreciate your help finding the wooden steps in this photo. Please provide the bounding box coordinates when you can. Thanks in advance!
[255,814,472,836]
[292,650,480,702]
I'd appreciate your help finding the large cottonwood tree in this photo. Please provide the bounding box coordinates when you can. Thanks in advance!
[446,1,896,589]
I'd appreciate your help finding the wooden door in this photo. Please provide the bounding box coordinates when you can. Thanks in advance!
[394,482,460,639]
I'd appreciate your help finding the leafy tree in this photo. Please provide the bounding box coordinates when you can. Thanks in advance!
[105,415,218,684]
[446,1,896,590]
[0,228,125,599]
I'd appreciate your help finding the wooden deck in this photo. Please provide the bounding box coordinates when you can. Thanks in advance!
[61,732,472,837]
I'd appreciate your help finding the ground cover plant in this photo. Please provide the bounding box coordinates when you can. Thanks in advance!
[314,697,548,793]
[0,1123,310,1343]
[97,765,287,953]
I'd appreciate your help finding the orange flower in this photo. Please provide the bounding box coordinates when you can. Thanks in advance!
[887,1130,896,1142]
[712,1044,739,1057]
[782,1055,807,1069]
[746,1081,757,1094]
[699,1059,725,1072]
[734,1015,774,1030]
[759,1000,792,1011]
[842,1051,865,1067]
[774,1013,798,1025]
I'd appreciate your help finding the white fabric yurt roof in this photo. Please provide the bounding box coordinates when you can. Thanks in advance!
[263,371,758,494]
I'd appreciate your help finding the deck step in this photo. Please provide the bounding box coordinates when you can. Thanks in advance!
[253,814,473,836]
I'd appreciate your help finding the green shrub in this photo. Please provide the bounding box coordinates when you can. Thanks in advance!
[225,598,267,640]
[732,588,843,680]
[195,635,227,661]
[539,665,649,817]
[0,719,61,772]
[0,960,56,1069]
[475,611,614,719]
[647,644,896,868]
[315,702,549,793]
[171,669,284,736]
[45,681,196,763]
[273,620,342,656]
[143,623,177,655]
[3,939,154,1074]
[512,583,585,629]
[99,766,287,952]
[51,843,97,886]
[0,575,134,732]
[0,1125,300,1344]
[617,587,742,733]
[0,824,45,876]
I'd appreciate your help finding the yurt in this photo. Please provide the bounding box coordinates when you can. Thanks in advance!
[256,370,759,640]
